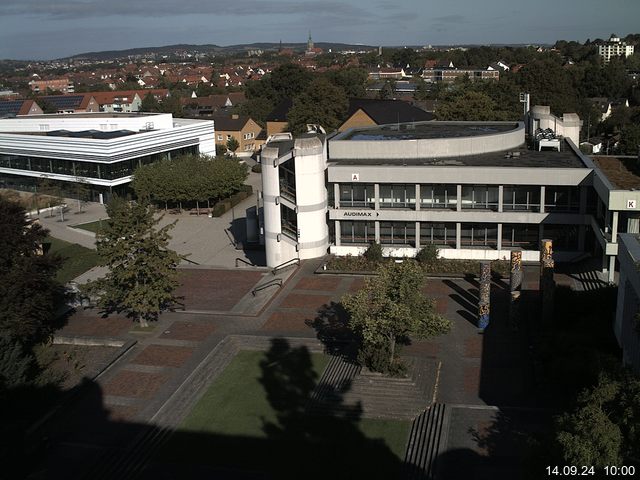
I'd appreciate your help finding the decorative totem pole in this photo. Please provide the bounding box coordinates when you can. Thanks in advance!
[540,239,555,323]
[478,261,491,332]
[509,249,523,330]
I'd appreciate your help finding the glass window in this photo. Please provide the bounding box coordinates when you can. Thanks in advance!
[502,224,539,249]
[420,184,456,209]
[74,161,100,179]
[461,185,499,210]
[503,186,541,211]
[280,204,297,239]
[545,187,579,212]
[380,184,415,208]
[339,183,374,208]
[379,222,415,246]
[30,157,51,173]
[460,223,498,248]
[420,222,456,247]
[51,158,74,176]
[341,221,375,244]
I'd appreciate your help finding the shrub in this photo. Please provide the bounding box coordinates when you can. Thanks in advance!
[212,202,227,217]
[241,184,254,194]
[251,164,262,173]
[416,244,439,264]
[364,242,383,263]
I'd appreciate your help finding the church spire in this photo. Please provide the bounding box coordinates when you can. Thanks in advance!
[307,31,314,52]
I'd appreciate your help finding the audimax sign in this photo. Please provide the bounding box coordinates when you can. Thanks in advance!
[343,211,380,217]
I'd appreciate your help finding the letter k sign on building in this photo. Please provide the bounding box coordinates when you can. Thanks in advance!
[351,173,359,181]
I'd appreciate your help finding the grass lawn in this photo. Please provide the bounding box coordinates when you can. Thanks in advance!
[71,219,107,233]
[45,236,100,284]
[159,349,410,478]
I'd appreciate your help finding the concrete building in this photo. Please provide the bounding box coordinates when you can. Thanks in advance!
[0,112,215,202]
[598,34,635,63]
[614,233,640,374]
[258,108,640,283]
[29,78,74,94]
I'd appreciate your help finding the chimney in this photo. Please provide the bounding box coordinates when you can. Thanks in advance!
[232,114,239,120]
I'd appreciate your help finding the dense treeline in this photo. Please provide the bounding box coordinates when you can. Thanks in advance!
[131,154,249,210]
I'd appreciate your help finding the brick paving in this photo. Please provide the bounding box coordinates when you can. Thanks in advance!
[103,370,170,399]
[132,345,195,368]
[160,320,216,341]
[279,292,332,309]
[42,260,582,479]
[175,269,264,311]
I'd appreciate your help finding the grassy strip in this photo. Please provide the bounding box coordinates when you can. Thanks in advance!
[160,349,410,477]
[44,236,100,284]
[71,219,107,233]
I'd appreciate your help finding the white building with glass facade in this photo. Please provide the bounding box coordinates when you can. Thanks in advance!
[0,112,215,202]
[260,112,640,282]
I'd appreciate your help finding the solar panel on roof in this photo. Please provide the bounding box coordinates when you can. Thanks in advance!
[0,101,22,116]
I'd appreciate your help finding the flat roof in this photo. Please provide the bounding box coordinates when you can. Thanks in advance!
[15,112,163,119]
[338,122,518,141]
[592,156,640,189]
[330,141,586,168]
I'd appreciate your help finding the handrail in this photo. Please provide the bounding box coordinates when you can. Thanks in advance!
[271,257,300,275]
[252,278,283,296]
[225,228,237,247]
[235,257,255,267]
[181,255,200,265]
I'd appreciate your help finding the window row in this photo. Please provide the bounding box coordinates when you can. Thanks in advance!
[0,147,198,180]
[334,184,581,212]
[338,221,579,251]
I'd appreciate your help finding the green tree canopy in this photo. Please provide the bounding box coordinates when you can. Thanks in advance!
[85,198,181,327]
[0,196,62,344]
[286,78,348,134]
[342,261,451,372]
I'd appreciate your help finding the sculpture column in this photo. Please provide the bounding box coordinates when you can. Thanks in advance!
[509,249,522,330]
[478,261,491,332]
[540,239,555,323]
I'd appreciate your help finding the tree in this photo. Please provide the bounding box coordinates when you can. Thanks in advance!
[226,136,240,155]
[0,196,62,344]
[72,177,90,213]
[378,81,395,100]
[85,198,181,327]
[286,78,348,134]
[341,261,451,372]
[618,123,640,155]
[436,90,501,121]
[140,92,161,112]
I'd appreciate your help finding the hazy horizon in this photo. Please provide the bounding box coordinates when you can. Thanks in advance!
[0,0,638,61]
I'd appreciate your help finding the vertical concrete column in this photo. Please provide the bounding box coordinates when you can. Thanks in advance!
[456,184,462,212]
[540,186,546,213]
[496,223,502,250]
[375,221,380,243]
[608,256,615,283]
[334,183,340,209]
[335,220,341,246]
[509,249,523,330]
[415,221,421,249]
[456,222,461,249]
[415,184,420,211]
[478,261,491,332]
[374,183,380,210]
[612,211,619,242]
[540,239,555,323]
[498,186,504,213]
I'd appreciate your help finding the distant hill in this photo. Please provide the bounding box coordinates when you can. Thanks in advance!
[65,42,378,61]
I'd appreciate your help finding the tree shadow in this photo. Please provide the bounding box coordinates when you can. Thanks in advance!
[230,217,266,266]
[13,338,403,480]
[305,301,357,357]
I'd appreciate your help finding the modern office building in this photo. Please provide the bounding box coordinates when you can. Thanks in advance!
[259,108,640,283]
[0,112,215,202]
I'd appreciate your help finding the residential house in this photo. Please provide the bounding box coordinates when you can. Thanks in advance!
[213,114,263,157]
[338,98,433,132]
[0,99,43,118]
[36,94,99,113]
[182,93,246,117]
[29,78,74,94]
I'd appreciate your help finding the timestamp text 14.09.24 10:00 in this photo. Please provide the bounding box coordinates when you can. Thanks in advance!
[546,466,637,476]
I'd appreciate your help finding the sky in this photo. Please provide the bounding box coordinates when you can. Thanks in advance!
[0,0,639,60]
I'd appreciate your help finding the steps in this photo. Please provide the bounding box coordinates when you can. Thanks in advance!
[403,403,449,480]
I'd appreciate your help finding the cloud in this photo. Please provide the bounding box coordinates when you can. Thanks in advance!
[0,0,369,19]
[430,14,466,24]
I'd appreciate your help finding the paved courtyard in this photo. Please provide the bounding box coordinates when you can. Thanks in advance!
[36,259,561,479]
